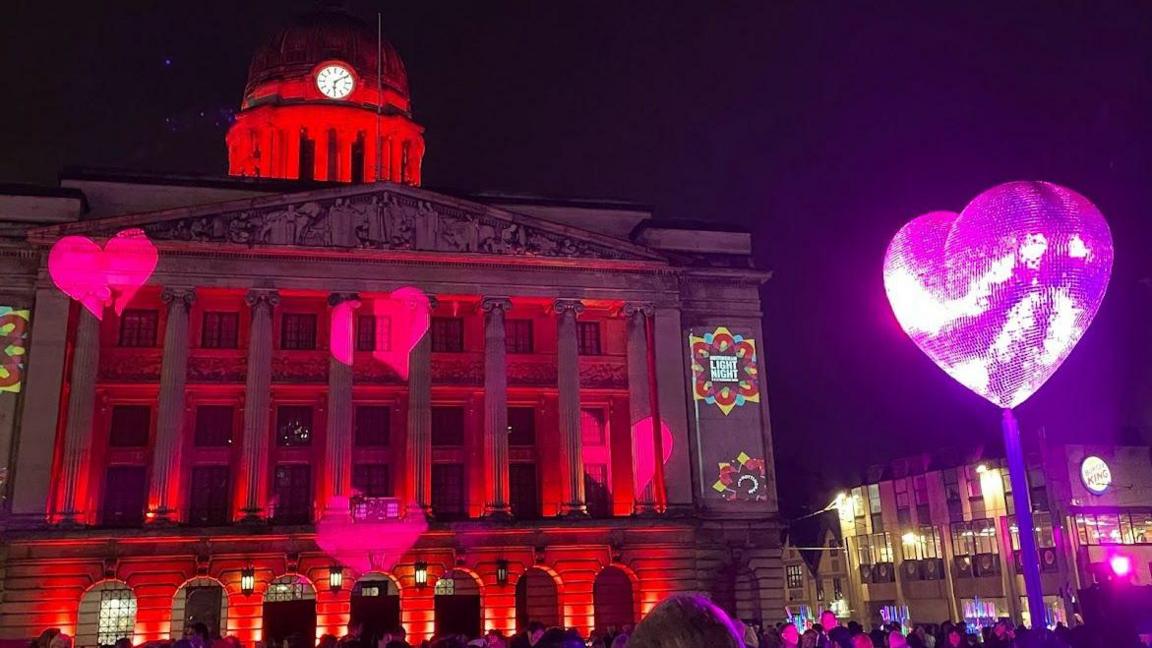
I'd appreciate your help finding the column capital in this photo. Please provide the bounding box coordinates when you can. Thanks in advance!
[328,292,361,308]
[245,288,280,310]
[554,298,585,316]
[622,302,654,318]
[161,287,196,310]
[480,297,512,314]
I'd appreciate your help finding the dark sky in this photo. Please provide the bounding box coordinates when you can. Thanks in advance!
[4,1,1152,516]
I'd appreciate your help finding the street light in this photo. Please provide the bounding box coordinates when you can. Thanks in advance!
[241,567,255,596]
[496,560,509,586]
[329,565,344,592]
[414,562,428,588]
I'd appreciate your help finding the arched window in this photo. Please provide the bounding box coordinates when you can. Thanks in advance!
[77,580,136,648]
[171,577,229,639]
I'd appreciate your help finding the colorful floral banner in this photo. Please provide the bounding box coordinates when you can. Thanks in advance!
[712,451,767,501]
[0,307,30,393]
[689,326,759,415]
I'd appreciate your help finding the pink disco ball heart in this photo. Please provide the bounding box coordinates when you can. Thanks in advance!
[883,181,1113,409]
[48,228,159,319]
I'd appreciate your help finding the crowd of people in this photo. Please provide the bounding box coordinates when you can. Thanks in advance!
[25,597,1143,648]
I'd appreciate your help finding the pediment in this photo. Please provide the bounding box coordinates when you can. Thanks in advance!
[29,183,665,264]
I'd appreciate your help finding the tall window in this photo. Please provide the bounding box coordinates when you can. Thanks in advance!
[194,405,234,447]
[867,484,883,532]
[95,583,137,646]
[351,132,365,183]
[1010,511,1056,550]
[964,465,984,499]
[119,309,158,347]
[431,317,464,352]
[357,315,390,352]
[201,312,239,349]
[505,319,534,354]
[507,407,536,446]
[401,140,411,183]
[943,469,963,521]
[786,564,804,589]
[280,314,317,350]
[431,406,465,446]
[109,405,150,447]
[895,479,911,526]
[951,518,999,555]
[577,321,601,355]
[1028,466,1049,511]
[354,405,390,447]
[584,465,611,518]
[272,464,312,524]
[187,466,231,526]
[276,406,313,447]
[102,466,147,527]
[913,475,930,522]
[901,526,943,560]
[327,128,339,180]
[509,463,539,519]
[352,464,392,497]
[431,463,465,519]
[299,131,315,181]
[856,532,894,565]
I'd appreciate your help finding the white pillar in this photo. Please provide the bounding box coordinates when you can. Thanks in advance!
[58,309,100,524]
[326,293,360,515]
[406,296,435,516]
[555,298,586,516]
[241,288,278,520]
[149,287,195,522]
[625,302,660,514]
[482,297,512,517]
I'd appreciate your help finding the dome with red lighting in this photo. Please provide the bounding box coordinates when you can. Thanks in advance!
[244,8,410,109]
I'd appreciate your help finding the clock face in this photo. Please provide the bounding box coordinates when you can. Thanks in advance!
[316,64,355,99]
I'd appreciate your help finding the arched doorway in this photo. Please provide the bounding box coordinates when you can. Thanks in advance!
[350,573,401,645]
[262,575,317,648]
[515,568,560,630]
[77,580,137,648]
[433,569,482,638]
[172,577,229,639]
[593,566,635,631]
[711,563,761,625]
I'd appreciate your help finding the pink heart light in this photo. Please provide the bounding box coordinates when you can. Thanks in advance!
[631,416,674,495]
[883,181,1113,408]
[371,287,431,379]
[48,229,159,319]
[316,496,427,573]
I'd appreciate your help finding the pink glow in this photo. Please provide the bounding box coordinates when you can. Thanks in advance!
[631,417,674,495]
[315,496,427,573]
[1109,554,1132,577]
[883,182,1113,408]
[48,228,159,319]
[370,287,430,379]
[330,299,359,366]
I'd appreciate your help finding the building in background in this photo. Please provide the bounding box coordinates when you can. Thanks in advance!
[0,7,783,646]
[834,442,1152,629]
[782,524,853,627]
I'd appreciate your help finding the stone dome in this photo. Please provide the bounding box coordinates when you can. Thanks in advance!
[245,8,409,101]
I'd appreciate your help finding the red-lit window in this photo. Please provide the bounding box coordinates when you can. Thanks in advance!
[584,464,611,518]
[280,314,317,350]
[276,406,313,447]
[431,406,465,446]
[508,407,536,446]
[510,463,539,519]
[353,464,392,497]
[109,405,150,448]
[431,317,464,353]
[102,466,147,527]
[119,309,158,347]
[357,315,391,352]
[194,405,234,447]
[354,406,390,447]
[187,465,231,526]
[505,319,534,354]
[201,312,239,349]
[273,464,312,524]
[431,463,465,519]
[577,322,601,355]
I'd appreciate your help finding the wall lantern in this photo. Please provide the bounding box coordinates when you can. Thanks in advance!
[329,565,344,592]
[414,562,428,588]
[496,559,509,586]
[241,566,255,596]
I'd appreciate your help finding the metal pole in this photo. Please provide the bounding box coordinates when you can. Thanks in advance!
[1002,408,1047,628]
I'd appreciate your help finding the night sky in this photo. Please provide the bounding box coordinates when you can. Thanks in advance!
[4,1,1152,516]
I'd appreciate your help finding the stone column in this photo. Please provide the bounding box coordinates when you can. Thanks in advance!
[58,308,101,524]
[149,287,195,522]
[326,293,360,515]
[555,299,587,516]
[406,296,435,517]
[481,297,512,518]
[241,289,278,520]
[625,302,660,514]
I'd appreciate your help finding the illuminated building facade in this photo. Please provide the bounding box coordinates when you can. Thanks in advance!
[0,7,783,646]
[782,527,853,626]
[834,443,1152,629]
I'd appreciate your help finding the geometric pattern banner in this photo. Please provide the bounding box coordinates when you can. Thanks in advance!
[689,326,759,415]
[0,307,30,393]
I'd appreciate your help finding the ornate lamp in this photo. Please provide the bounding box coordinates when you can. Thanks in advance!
[240,566,255,596]
[329,565,344,592]
[496,559,509,586]
[414,562,428,588]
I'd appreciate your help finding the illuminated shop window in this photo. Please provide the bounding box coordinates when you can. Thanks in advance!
[1074,511,1152,545]
[901,526,943,560]
[434,576,454,595]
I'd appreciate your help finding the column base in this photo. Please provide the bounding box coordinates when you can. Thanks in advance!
[632,503,664,517]
[239,510,266,525]
[55,514,85,529]
[146,511,178,526]
[407,504,433,521]
[559,503,588,518]
[483,506,513,520]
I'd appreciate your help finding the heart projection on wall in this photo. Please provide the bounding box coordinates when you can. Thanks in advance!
[329,287,431,378]
[48,228,159,319]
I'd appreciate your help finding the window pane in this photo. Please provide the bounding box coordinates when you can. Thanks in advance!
[201,312,239,349]
[273,464,312,524]
[97,586,137,646]
[431,463,465,519]
[577,322,601,355]
[102,466,147,527]
[354,406,390,446]
[357,315,377,352]
[786,564,804,588]
[580,409,606,445]
[352,463,392,497]
[431,317,464,353]
[509,462,539,519]
[584,464,612,518]
[109,406,150,447]
[505,319,534,354]
[280,314,317,350]
[431,406,465,446]
[276,406,313,447]
[188,465,231,526]
[194,405,234,447]
[508,407,536,446]
[119,309,158,347]
[1097,513,1122,544]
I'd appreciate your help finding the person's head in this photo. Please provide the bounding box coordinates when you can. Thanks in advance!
[629,594,743,648]
[534,629,583,648]
[992,622,1014,641]
[907,631,924,648]
[781,624,800,647]
[946,630,963,648]
[36,630,62,648]
[888,631,907,648]
[48,635,71,648]
[113,639,132,648]
[847,623,863,637]
[610,635,629,648]
[851,635,874,648]
[821,612,839,631]
[802,629,820,648]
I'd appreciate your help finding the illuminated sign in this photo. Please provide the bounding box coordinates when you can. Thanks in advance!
[0,307,30,393]
[1080,456,1111,494]
[689,326,760,415]
[709,356,739,382]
